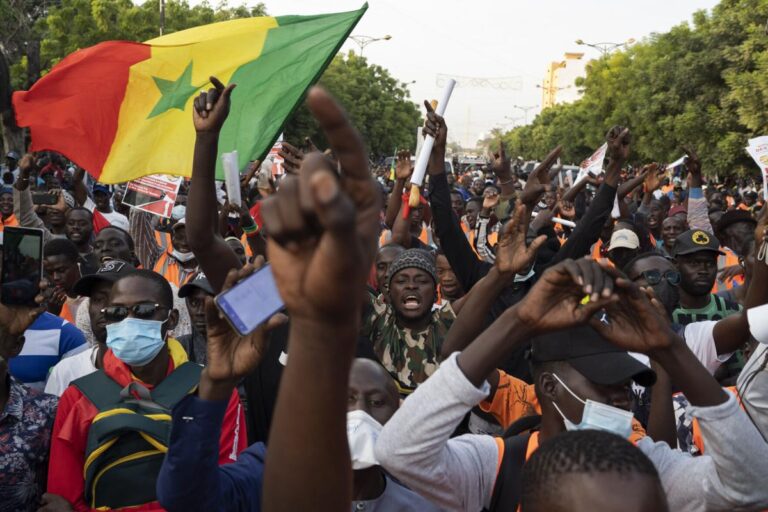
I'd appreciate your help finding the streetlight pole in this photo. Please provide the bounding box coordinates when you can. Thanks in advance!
[512,104,537,125]
[575,38,635,57]
[349,34,392,56]
[159,0,165,36]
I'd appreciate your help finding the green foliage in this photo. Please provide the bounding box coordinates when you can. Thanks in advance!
[2,0,265,86]
[283,51,422,158]
[502,0,768,177]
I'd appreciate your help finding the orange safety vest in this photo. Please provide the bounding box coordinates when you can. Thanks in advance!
[154,230,172,250]
[0,213,19,232]
[153,250,195,288]
[379,225,431,247]
[691,386,742,454]
[58,301,76,324]
[712,247,743,293]
[240,233,254,259]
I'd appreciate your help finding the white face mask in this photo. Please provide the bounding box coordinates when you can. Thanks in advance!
[747,303,768,344]
[551,373,634,439]
[171,249,195,263]
[347,409,383,470]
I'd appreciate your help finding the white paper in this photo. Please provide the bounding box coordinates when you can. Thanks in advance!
[745,136,768,201]
[411,79,456,187]
[574,143,607,185]
[666,155,686,171]
[222,150,241,207]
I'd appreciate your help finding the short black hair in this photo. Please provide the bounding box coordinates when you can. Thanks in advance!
[467,197,483,207]
[97,226,135,250]
[43,238,79,263]
[115,269,173,309]
[66,206,93,220]
[521,430,660,512]
[622,250,670,275]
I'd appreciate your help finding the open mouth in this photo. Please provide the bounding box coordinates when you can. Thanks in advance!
[100,255,114,263]
[402,295,422,311]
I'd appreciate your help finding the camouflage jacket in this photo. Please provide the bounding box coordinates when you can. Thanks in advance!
[362,297,456,394]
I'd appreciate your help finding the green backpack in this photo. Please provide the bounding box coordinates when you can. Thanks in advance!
[72,362,202,509]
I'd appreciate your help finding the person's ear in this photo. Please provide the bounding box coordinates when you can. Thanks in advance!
[166,309,179,334]
[4,334,26,359]
[538,371,559,403]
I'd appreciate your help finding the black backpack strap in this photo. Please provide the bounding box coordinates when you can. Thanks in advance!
[487,433,531,512]
[502,414,542,438]
[150,362,202,409]
[72,371,124,410]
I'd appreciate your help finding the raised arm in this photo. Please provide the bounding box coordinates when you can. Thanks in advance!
[261,87,382,512]
[681,146,714,233]
[185,77,244,293]
[593,271,768,510]
[71,167,88,207]
[13,155,52,241]
[709,205,768,354]
[439,204,545,361]
[384,150,412,229]
[424,102,491,290]
[548,127,629,266]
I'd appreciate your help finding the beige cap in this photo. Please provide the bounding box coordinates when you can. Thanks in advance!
[609,229,640,251]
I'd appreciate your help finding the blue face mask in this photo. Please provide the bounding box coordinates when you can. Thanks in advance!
[106,317,167,367]
[551,373,634,439]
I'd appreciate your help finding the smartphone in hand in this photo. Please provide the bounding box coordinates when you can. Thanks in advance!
[1,227,44,307]
[214,264,284,336]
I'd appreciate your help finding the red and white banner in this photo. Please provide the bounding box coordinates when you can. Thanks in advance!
[123,174,183,218]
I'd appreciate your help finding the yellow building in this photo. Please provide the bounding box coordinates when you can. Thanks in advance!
[541,52,586,109]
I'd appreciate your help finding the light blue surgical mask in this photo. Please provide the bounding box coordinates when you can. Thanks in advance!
[106,317,167,366]
[551,373,634,439]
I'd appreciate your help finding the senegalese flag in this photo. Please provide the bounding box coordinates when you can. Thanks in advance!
[13,5,367,184]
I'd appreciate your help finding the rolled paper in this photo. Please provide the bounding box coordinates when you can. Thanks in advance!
[410,79,456,189]
[531,211,577,228]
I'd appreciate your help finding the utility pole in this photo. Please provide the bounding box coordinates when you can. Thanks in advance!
[159,0,165,36]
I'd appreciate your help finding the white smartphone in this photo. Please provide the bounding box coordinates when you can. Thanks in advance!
[214,264,284,336]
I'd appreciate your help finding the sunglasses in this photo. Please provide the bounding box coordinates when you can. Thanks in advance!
[101,303,168,323]
[636,270,681,286]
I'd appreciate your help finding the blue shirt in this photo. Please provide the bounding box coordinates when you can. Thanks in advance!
[157,396,445,512]
[157,394,265,512]
[0,376,58,511]
[9,312,87,390]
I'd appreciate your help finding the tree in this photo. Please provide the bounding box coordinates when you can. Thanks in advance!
[0,0,49,154]
[0,0,265,154]
[283,51,422,158]
[501,0,768,177]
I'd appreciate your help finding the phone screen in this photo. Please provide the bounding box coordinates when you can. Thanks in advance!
[1,227,44,307]
[215,264,284,336]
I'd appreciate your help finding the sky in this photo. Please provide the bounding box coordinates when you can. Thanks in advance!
[203,0,722,148]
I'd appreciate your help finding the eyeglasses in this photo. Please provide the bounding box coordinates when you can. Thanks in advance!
[636,270,681,286]
[101,303,167,322]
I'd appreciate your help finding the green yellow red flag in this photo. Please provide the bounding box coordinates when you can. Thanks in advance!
[13,5,367,183]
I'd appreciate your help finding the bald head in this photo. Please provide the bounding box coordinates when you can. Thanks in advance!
[348,358,399,425]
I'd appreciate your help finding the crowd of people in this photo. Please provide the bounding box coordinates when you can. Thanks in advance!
[1,75,768,512]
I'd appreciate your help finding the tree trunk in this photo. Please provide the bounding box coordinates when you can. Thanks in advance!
[0,49,24,154]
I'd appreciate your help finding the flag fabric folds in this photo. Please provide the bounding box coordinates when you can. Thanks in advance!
[13,5,367,183]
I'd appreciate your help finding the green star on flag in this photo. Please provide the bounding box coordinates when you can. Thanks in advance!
[148,61,199,118]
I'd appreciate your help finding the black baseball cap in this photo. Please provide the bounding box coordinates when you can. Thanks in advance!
[73,260,136,296]
[178,271,214,298]
[672,229,724,257]
[715,210,756,234]
[529,325,656,387]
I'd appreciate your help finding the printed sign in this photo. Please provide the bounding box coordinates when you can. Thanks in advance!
[123,174,183,218]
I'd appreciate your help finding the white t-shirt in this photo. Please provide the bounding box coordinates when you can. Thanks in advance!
[84,197,129,230]
[631,320,732,375]
[44,346,98,396]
